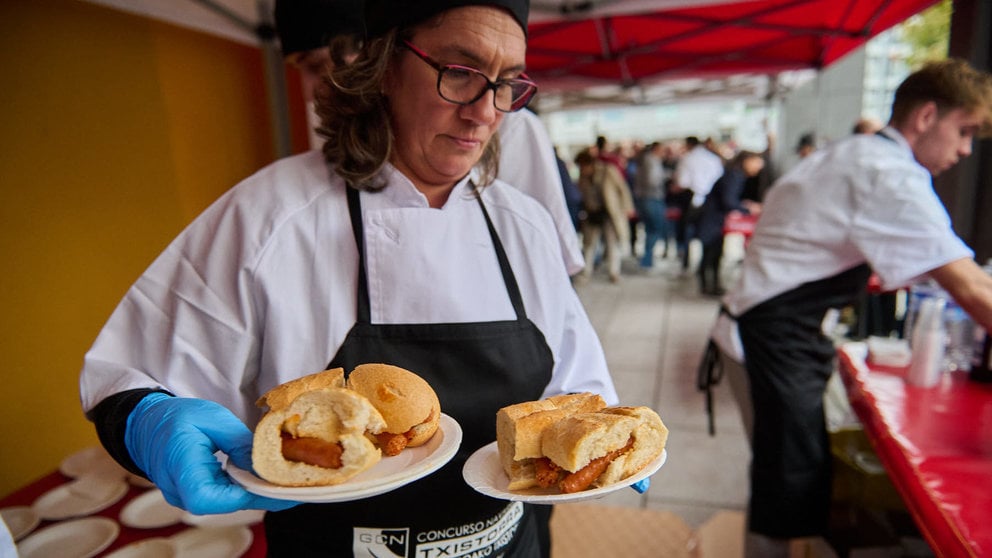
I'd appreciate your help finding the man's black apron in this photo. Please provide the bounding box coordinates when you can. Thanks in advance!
[736,263,871,538]
[265,185,555,557]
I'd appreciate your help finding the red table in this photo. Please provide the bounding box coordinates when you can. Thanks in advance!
[837,344,992,557]
[0,469,266,557]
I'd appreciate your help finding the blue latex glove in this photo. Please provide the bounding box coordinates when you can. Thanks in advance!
[125,393,298,515]
[631,478,651,494]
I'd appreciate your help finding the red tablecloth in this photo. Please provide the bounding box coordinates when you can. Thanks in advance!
[0,470,266,557]
[837,344,992,558]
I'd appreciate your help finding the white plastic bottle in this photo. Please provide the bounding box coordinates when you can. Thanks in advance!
[907,296,946,388]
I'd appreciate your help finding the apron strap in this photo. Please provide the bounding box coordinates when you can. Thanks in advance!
[344,182,528,323]
[345,185,372,323]
[472,183,529,321]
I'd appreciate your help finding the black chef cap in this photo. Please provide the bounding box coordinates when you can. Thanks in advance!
[364,0,529,38]
[274,0,365,56]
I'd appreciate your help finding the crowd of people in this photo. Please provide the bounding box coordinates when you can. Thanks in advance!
[563,132,768,295]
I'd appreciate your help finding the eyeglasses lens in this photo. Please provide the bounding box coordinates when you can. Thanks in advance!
[438,67,533,112]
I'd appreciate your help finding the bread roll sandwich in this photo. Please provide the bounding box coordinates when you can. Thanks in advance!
[496,392,607,490]
[347,364,441,456]
[256,368,346,412]
[252,369,387,486]
[497,394,668,493]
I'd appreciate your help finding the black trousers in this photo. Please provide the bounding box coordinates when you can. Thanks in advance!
[698,237,724,293]
[737,313,834,538]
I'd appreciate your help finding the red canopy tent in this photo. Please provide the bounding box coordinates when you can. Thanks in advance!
[525,0,941,92]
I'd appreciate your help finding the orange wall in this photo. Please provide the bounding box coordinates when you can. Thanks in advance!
[0,0,307,497]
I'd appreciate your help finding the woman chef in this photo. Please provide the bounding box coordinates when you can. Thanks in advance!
[78,0,619,556]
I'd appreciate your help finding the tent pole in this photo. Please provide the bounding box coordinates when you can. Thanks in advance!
[188,0,293,159]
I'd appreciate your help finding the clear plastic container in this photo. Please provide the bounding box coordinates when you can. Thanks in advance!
[904,281,974,373]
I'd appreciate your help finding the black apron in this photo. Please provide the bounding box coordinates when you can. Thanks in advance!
[736,263,871,538]
[265,185,555,557]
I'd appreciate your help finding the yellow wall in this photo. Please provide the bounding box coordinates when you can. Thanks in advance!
[0,0,308,497]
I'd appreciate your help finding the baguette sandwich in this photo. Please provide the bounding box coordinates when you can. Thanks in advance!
[496,393,668,493]
[252,368,387,486]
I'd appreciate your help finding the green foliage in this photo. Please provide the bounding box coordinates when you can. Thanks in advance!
[899,0,952,69]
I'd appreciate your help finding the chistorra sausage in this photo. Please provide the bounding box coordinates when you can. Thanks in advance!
[280,432,344,469]
[535,458,562,488]
[375,432,411,456]
[559,438,635,494]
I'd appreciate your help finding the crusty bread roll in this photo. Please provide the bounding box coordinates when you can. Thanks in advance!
[496,394,667,493]
[347,364,441,448]
[252,387,387,486]
[496,393,606,490]
[541,406,668,489]
[595,407,669,487]
[255,368,345,412]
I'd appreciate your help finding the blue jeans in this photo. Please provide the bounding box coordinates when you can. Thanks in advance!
[635,197,668,267]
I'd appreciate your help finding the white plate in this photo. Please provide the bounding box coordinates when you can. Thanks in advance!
[32,475,129,520]
[227,413,462,503]
[60,446,129,480]
[120,489,185,529]
[169,526,252,558]
[462,442,668,504]
[16,517,119,558]
[103,538,176,558]
[0,505,40,541]
[181,509,264,528]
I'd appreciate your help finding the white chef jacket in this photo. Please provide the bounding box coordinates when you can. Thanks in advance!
[724,127,973,318]
[674,145,724,207]
[79,151,617,426]
[498,110,584,275]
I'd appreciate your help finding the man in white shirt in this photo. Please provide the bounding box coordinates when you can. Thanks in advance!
[672,136,724,270]
[720,58,992,557]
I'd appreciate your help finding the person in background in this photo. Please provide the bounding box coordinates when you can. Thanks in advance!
[79,1,620,555]
[575,149,634,283]
[795,131,817,159]
[852,116,884,135]
[594,134,627,179]
[275,0,584,277]
[555,146,582,230]
[624,140,644,257]
[274,0,364,148]
[633,141,669,270]
[695,151,764,296]
[741,130,776,204]
[671,135,725,272]
[499,107,585,275]
[717,58,992,557]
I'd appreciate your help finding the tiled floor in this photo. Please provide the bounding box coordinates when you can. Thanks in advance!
[571,236,752,528]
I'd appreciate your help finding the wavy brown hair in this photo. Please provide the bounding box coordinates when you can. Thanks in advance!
[316,27,500,191]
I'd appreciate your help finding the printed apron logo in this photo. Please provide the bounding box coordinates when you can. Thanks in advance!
[415,502,523,558]
[354,527,409,557]
[353,503,524,558]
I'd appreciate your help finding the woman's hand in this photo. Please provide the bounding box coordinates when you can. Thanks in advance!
[125,393,298,514]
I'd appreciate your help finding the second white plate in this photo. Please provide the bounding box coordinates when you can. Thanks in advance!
[227,413,462,502]
[462,441,668,504]
[32,476,129,520]
[16,517,119,558]
[119,489,185,529]
[0,506,39,541]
